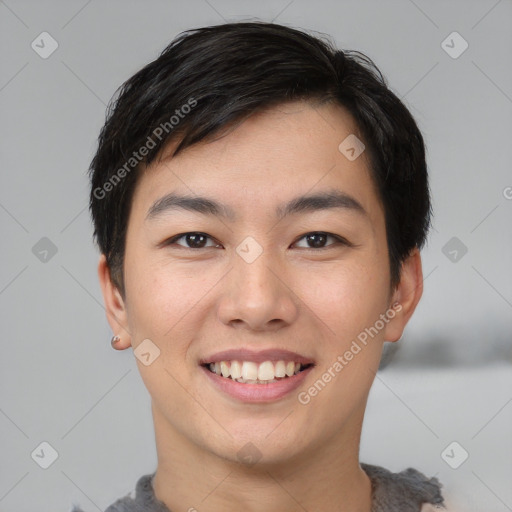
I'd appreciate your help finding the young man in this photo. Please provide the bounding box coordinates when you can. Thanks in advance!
[77,21,451,512]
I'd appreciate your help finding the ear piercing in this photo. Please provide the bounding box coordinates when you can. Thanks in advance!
[111,335,121,348]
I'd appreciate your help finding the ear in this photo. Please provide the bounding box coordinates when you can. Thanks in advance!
[383,248,423,342]
[97,254,132,349]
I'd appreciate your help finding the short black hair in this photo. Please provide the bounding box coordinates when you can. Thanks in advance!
[89,21,431,297]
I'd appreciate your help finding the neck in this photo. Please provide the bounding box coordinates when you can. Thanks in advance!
[151,403,372,512]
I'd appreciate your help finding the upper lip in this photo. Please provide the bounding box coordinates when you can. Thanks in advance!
[199,348,315,366]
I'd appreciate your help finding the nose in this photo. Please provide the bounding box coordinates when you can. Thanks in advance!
[216,247,299,332]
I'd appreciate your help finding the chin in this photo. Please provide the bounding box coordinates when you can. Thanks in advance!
[205,425,310,468]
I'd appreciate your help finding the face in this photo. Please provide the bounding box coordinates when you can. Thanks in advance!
[100,100,421,467]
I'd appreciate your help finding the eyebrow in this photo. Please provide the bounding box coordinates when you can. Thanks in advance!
[145,188,367,222]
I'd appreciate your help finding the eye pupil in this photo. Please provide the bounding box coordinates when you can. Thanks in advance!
[307,232,327,248]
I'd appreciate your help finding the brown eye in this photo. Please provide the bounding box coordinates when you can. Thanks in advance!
[294,232,349,249]
[165,232,219,249]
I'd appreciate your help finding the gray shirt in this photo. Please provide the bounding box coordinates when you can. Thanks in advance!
[71,463,446,512]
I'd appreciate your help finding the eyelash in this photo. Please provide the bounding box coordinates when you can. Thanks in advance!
[163,231,352,251]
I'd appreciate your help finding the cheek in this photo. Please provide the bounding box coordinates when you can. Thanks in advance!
[124,251,205,344]
[124,264,202,397]
[295,263,387,435]
[297,258,390,345]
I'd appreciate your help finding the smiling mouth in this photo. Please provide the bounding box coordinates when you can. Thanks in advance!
[201,360,314,384]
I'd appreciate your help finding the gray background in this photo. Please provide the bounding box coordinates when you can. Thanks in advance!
[1,1,511,511]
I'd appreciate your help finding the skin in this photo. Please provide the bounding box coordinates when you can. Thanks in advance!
[98,100,423,512]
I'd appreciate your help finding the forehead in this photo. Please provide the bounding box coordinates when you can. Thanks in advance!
[130,101,383,224]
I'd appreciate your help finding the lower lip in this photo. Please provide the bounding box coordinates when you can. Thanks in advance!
[200,365,313,403]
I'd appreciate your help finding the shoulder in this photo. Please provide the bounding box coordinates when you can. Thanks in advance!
[361,462,447,512]
[70,473,169,512]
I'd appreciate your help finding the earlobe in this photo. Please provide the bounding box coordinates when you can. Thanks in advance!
[97,254,132,348]
[383,248,424,342]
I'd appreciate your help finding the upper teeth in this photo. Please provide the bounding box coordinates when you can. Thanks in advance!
[208,360,303,383]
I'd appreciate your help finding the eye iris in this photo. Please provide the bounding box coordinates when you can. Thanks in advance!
[307,233,327,248]
[187,233,207,248]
